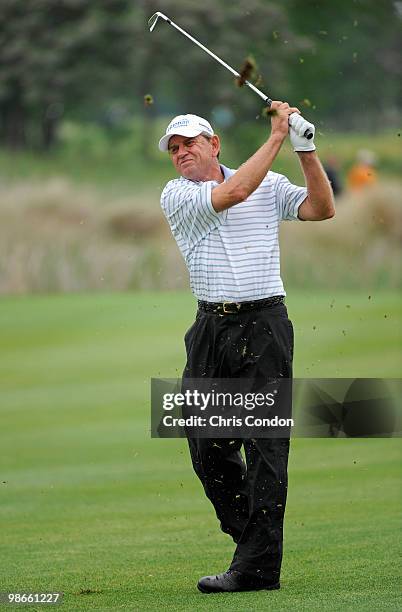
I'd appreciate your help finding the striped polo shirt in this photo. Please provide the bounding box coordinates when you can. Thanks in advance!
[161,164,307,302]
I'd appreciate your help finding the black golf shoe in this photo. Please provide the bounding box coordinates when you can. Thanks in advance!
[197,569,280,593]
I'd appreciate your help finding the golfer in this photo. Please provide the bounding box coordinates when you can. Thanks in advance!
[158,103,334,593]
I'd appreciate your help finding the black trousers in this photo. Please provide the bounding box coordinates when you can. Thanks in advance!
[182,301,293,583]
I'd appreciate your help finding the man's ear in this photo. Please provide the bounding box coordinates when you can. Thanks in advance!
[211,134,221,158]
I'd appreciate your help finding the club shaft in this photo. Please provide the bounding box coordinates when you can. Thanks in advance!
[152,13,314,138]
[166,18,271,105]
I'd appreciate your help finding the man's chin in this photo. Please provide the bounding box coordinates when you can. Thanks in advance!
[180,168,201,181]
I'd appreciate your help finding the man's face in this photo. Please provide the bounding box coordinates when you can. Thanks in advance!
[168,134,219,181]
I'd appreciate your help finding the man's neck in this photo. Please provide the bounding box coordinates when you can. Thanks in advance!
[182,162,224,183]
[206,163,225,183]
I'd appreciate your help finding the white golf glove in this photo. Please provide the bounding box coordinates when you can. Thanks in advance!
[289,112,316,152]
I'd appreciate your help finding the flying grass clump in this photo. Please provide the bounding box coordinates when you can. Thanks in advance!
[235,55,258,87]
[261,107,278,118]
[254,73,263,87]
[144,94,154,106]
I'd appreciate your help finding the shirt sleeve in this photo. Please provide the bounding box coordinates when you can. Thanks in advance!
[274,173,307,221]
[161,179,228,249]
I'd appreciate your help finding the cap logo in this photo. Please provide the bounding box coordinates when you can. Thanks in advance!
[159,114,213,151]
[168,118,190,131]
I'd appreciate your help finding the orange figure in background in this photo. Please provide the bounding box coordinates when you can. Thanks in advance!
[347,149,378,191]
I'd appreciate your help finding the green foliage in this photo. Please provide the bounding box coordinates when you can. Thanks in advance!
[222,124,402,179]
[0,122,400,187]
[0,1,401,151]
[0,0,135,149]
[286,0,402,129]
[133,0,306,116]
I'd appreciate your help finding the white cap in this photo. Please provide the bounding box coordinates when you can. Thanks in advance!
[158,114,214,152]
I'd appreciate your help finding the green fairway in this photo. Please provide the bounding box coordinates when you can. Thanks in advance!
[1,291,401,611]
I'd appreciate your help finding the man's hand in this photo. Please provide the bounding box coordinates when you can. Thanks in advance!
[270,101,301,141]
[211,102,295,212]
[289,114,316,152]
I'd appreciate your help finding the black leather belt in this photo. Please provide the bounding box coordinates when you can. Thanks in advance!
[197,295,285,315]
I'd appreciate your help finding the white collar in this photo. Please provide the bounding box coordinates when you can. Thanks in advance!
[219,164,235,181]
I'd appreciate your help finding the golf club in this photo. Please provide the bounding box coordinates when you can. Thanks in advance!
[148,11,314,140]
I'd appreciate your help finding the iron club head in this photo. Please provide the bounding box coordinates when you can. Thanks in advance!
[148,12,169,32]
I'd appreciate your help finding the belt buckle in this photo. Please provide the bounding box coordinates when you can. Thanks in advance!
[222,301,240,314]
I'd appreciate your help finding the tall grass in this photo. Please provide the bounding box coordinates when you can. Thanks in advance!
[0,125,400,294]
[0,175,400,294]
[281,181,402,290]
[0,178,186,294]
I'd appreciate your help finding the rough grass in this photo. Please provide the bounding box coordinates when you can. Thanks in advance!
[0,178,179,294]
[0,128,400,294]
[0,174,401,294]
[281,180,402,289]
[1,291,401,611]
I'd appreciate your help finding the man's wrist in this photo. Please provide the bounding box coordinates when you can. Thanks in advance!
[268,132,286,147]
[296,150,318,160]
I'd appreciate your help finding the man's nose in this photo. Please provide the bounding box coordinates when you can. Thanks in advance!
[177,144,189,157]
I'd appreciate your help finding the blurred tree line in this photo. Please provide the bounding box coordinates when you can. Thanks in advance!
[0,0,401,152]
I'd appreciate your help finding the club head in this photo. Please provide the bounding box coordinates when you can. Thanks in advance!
[148,12,169,32]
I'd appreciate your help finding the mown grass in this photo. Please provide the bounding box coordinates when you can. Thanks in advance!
[1,290,401,611]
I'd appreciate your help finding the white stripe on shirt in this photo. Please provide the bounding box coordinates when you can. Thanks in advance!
[161,164,306,302]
